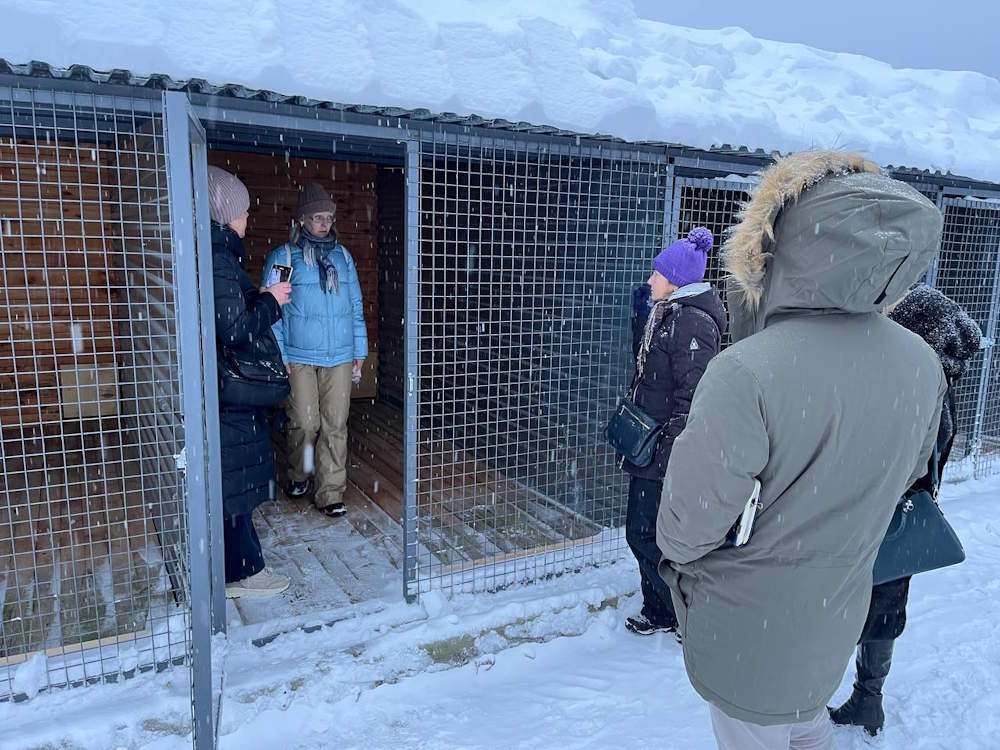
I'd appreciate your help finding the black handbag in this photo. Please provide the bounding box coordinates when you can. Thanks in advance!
[218,329,290,408]
[605,305,667,467]
[872,446,965,585]
[606,398,664,467]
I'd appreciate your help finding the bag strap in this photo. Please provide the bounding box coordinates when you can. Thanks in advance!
[630,301,670,398]
[285,242,293,267]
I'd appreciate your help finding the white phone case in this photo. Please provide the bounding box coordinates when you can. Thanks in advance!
[732,479,762,547]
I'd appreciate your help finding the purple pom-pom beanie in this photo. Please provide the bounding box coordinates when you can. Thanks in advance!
[652,227,713,287]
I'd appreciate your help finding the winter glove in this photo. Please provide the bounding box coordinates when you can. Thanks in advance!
[632,283,652,318]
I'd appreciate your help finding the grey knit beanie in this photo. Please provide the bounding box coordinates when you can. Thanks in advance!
[207,166,250,226]
[296,181,335,219]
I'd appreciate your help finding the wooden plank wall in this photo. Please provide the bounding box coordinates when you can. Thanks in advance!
[206,151,380,344]
[0,140,125,427]
[376,166,405,405]
[0,135,168,661]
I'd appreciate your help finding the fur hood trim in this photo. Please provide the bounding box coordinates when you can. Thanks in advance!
[723,151,883,310]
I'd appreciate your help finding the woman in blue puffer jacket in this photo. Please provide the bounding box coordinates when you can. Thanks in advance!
[262,182,368,517]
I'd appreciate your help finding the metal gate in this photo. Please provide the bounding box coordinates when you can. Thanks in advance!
[405,131,670,597]
[933,197,1000,478]
[0,83,215,743]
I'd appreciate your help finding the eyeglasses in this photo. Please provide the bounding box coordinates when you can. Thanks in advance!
[307,213,334,225]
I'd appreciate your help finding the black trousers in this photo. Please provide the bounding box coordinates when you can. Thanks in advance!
[851,577,909,698]
[854,640,895,697]
[224,513,265,584]
[625,475,677,626]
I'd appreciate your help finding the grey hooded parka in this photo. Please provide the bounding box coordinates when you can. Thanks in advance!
[655,151,948,726]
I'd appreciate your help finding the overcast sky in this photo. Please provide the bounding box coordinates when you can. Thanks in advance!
[634,0,1000,80]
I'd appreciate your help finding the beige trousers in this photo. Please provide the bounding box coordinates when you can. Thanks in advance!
[286,362,353,509]
[710,705,837,750]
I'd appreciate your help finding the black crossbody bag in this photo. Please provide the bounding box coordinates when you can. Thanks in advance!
[604,303,672,467]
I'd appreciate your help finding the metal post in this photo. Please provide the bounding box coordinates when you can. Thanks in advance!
[925,190,945,288]
[403,138,421,603]
[661,163,676,249]
[163,90,215,750]
[189,128,227,634]
[972,229,1000,477]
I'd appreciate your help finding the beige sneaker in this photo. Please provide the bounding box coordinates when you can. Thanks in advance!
[225,568,290,598]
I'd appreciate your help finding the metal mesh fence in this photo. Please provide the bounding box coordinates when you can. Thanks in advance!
[0,76,997,725]
[0,87,191,701]
[408,133,668,595]
[934,198,1000,478]
[669,177,755,348]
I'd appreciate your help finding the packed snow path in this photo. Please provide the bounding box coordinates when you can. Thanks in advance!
[3,474,998,749]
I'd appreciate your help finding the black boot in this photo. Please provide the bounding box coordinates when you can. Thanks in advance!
[625,613,677,636]
[829,640,894,736]
[829,690,884,736]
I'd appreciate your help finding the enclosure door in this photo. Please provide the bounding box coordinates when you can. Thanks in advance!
[162,90,224,750]
[0,81,217,745]
[405,133,669,598]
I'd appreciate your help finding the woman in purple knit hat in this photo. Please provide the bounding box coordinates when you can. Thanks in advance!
[622,227,727,636]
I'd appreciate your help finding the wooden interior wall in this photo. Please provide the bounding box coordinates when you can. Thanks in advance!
[0,136,168,659]
[205,151,380,345]
[376,166,405,405]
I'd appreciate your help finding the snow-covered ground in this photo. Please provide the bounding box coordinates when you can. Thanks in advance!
[1,0,999,181]
[3,472,998,749]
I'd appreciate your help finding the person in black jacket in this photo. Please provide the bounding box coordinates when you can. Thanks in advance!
[830,284,981,735]
[623,227,727,635]
[208,166,293,598]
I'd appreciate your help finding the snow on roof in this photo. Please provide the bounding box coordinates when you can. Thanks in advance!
[1,0,998,182]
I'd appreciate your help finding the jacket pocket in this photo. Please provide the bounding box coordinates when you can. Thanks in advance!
[286,312,324,352]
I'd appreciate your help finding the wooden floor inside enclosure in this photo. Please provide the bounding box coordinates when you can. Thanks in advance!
[241,398,603,625]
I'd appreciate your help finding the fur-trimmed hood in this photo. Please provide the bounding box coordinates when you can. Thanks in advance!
[723,150,943,342]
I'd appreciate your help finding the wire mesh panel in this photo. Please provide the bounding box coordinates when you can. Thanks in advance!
[932,198,1000,478]
[0,86,191,700]
[669,176,755,348]
[408,133,668,595]
[981,342,1000,477]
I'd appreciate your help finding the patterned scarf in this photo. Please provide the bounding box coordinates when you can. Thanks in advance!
[636,301,671,380]
[298,228,340,294]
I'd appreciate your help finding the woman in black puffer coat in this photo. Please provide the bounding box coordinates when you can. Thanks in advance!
[830,284,981,736]
[621,227,727,636]
[208,166,292,598]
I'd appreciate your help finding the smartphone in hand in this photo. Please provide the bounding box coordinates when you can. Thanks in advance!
[266,264,293,286]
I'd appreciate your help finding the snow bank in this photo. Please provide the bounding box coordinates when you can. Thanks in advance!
[2,0,999,181]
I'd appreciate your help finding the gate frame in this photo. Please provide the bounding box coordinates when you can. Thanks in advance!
[938,196,1000,476]
[0,80,197,701]
[183,101,422,607]
[162,90,221,750]
[403,129,671,599]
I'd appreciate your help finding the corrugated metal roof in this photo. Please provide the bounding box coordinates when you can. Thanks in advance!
[0,58,640,144]
[2,58,998,190]
[0,58,786,159]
